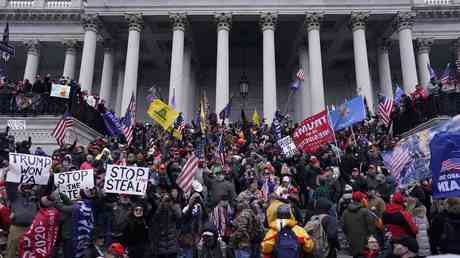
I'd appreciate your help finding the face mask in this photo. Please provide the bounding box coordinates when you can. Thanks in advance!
[134,208,143,217]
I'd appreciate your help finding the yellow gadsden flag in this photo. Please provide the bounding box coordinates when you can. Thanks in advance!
[147,99,179,130]
[252,109,260,127]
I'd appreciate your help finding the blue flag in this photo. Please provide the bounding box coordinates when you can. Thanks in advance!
[394,85,404,106]
[329,96,366,131]
[101,111,123,136]
[430,132,460,198]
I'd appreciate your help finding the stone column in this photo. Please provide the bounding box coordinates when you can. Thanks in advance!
[78,14,99,93]
[215,13,232,114]
[169,13,187,107]
[416,38,434,87]
[378,39,393,98]
[396,12,418,93]
[62,40,78,80]
[121,13,143,114]
[351,11,374,113]
[305,12,325,114]
[260,12,278,123]
[298,45,311,119]
[99,41,115,107]
[23,40,40,84]
[183,44,192,121]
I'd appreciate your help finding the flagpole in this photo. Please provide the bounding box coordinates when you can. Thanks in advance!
[326,106,341,163]
[284,89,294,114]
[350,125,357,146]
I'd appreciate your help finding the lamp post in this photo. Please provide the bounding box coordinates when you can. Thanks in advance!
[239,73,249,111]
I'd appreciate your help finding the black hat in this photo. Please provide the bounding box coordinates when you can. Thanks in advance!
[277,204,291,219]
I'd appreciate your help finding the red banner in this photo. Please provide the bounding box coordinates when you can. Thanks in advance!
[293,110,335,153]
[19,207,60,258]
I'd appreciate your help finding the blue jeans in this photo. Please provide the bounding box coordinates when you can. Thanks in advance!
[235,249,251,258]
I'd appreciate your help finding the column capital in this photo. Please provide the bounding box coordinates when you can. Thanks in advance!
[378,38,393,53]
[215,12,232,31]
[350,11,369,31]
[260,12,278,31]
[169,13,188,31]
[416,38,434,54]
[395,11,416,31]
[125,13,143,32]
[304,12,324,31]
[24,40,40,55]
[62,39,79,54]
[81,14,100,32]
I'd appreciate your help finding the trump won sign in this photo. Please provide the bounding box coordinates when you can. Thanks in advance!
[7,153,52,185]
[104,165,149,196]
[293,110,335,153]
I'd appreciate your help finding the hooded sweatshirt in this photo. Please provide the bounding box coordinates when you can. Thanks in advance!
[382,203,417,239]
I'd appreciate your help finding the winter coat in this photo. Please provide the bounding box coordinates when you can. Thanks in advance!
[230,207,261,249]
[122,216,149,246]
[368,196,385,218]
[204,176,236,208]
[6,183,38,227]
[111,203,131,238]
[382,203,417,239]
[150,204,182,255]
[412,205,430,257]
[341,202,378,256]
[432,203,460,254]
[260,218,314,257]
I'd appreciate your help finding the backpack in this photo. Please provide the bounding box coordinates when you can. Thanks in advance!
[273,226,300,258]
[304,214,330,258]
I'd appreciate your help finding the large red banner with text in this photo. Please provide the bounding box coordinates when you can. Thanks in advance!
[293,110,335,153]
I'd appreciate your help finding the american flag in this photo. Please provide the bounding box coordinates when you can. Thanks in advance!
[176,154,199,194]
[441,158,460,172]
[378,95,394,127]
[440,63,452,85]
[296,68,305,81]
[427,63,437,80]
[52,112,74,146]
[121,93,136,145]
[217,131,225,165]
[387,147,412,181]
[174,113,186,136]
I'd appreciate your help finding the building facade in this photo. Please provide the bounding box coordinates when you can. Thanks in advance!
[1,0,460,122]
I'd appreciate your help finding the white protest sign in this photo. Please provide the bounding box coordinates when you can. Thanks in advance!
[104,165,149,196]
[55,169,94,200]
[7,120,26,130]
[6,153,52,185]
[277,136,299,158]
[50,83,70,99]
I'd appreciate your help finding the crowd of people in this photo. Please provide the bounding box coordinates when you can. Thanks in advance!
[0,84,460,258]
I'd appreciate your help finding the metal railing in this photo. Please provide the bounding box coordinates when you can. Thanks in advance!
[8,0,35,8]
[424,0,451,5]
[46,0,71,8]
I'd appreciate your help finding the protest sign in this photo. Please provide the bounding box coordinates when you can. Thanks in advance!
[293,110,335,153]
[50,83,70,99]
[277,136,298,158]
[6,153,52,185]
[55,169,94,200]
[430,132,460,198]
[104,165,149,195]
[7,119,26,130]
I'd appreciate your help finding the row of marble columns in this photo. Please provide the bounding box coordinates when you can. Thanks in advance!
[19,11,457,122]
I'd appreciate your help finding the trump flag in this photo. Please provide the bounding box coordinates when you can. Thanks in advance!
[430,132,460,198]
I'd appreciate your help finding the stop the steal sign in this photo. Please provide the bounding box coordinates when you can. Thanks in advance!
[104,164,149,196]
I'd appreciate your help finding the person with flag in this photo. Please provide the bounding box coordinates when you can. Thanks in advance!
[410,84,429,122]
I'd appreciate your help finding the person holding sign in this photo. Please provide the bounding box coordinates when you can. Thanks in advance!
[5,183,38,258]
